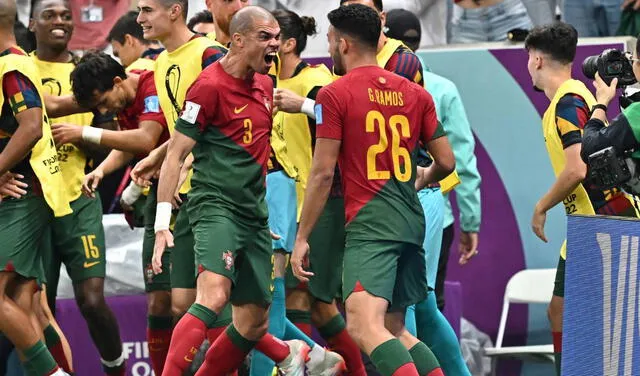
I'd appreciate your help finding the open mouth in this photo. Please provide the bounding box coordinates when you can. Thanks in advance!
[50,28,67,38]
[264,51,277,65]
[141,25,152,34]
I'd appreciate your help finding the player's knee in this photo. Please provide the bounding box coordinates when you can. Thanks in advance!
[76,290,106,318]
[147,291,172,316]
[236,312,269,340]
[547,301,563,323]
[197,288,229,313]
[311,301,339,327]
[286,290,312,311]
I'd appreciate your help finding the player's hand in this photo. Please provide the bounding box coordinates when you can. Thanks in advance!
[152,230,174,275]
[51,123,83,147]
[622,0,640,10]
[0,172,28,202]
[415,167,428,191]
[531,203,548,243]
[458,231,479,265]
[273,88,305,114]
[82,169,104,198]
[593,72,617,108]
[291,239,314,282]
[270,231,281,240]
[131,151,163,187]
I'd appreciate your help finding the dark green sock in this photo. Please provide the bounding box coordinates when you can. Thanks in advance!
[318,314,346,339]
[286,309,311,324]
[188,303,218,328]
[22,341,57,376]
[370,339,414,376]
[147,315,173,329]
[408,342,441,375]
[43,325,60,348]
[554,353,561,375]
[226,324,258,352]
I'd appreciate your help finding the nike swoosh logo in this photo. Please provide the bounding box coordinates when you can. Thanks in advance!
[184,356,194,363]
[83,261,100,268]
[234,104,248,114]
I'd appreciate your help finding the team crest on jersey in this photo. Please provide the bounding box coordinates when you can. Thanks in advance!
[145,264,154,283]
[222,251,234,270]
[378,76,387,84]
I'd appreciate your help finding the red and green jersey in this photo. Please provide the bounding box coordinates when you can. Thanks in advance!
[316,65,443,245]
[175,62,274,226]
[117,70,169,157]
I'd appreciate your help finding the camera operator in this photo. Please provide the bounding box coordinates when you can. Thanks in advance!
[581,39,640,185]
[525,23,639,376]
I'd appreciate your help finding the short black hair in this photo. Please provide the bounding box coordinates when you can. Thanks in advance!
[272,9,317,56]
[30,0,70,18]
[525,22,578,64]
[107,11,149,45]
[71,52,126,108]
[339,0,383,12]
[328,4,380,52]
[14,17,36,52]
[187,10,213,32]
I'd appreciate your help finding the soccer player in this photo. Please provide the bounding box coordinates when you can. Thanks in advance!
[153,6,309,376]
[384,9,473,376]
[133,0,245,373]
[29,0,126,374]
[525,23,639,376]
[0,1,71,374]
[292,4,455,376]
[108,10,164,71]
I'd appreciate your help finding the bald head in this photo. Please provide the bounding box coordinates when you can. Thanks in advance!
[229,6,275,36]
[0,0,17,31]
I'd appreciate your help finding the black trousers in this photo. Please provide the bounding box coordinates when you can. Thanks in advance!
[435,224,455,311]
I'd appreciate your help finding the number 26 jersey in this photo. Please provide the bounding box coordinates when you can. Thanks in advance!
[315,65,444,245]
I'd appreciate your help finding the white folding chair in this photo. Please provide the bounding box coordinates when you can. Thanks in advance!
[484,269,557,375]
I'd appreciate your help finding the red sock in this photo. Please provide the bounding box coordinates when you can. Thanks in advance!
[327,329,367,376]
[552,331,562,353]
[295,322,313,337]
[47,340,71,372]
[147,327,172,375]
[426,368,444,376]
[392,363,419,376]
[162,313,207,376]
[255,333,290,363]
[195,326,256,376]
[207,326,226,346]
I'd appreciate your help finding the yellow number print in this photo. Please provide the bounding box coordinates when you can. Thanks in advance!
[269,254,276,293]
[81,235,100,259]
[243,119,253,144]
[365,110,412,182]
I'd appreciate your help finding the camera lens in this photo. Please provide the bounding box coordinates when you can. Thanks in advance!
[582,55,600,79]
[607,61,623,75]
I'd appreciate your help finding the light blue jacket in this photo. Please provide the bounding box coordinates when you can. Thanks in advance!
[420,56,482,232]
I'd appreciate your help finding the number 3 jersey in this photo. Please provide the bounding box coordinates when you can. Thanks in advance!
[316,65,444,245]
[175,62,274,227]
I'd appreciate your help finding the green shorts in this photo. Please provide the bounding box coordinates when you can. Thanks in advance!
[553,256,565,298]
[142,188,196,292]
[306,197,345,303]
[47,194,106,285]
[191,215,273,306]
[0,195,51,280]
[342,239,428,311]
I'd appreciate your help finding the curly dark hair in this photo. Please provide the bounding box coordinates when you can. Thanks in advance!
[328,4,380,52]
[71,52,126,108]
[525,22,578,64]
[272,9,317,56]
[187,10,213,32]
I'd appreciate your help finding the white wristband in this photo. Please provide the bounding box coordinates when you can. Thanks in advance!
[121,182,143,206]
[82,126,103,144]
[154,202,172,233]
[301,98,316,119]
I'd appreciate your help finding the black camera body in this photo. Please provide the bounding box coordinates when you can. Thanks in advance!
[582,49,637,88]
[588,146,640,196]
